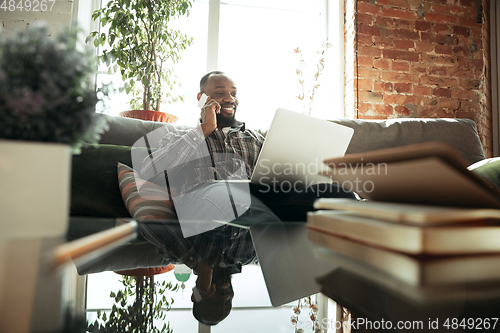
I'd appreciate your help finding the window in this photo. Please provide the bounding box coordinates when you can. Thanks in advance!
[79,1,345,332]
[83,0,344,130]
[86,266,315,333]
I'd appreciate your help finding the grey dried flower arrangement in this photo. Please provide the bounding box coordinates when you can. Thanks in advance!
[0,23,108,153]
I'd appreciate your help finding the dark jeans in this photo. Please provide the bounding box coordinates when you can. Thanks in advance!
[170,181,355,234]
[250,182,356,221]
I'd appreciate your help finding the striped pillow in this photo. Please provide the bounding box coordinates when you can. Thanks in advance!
[117,163,177,219]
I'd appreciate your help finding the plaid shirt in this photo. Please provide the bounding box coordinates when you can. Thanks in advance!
[141,121,264,196]
[139,122,264,268]
[139,220,256,270]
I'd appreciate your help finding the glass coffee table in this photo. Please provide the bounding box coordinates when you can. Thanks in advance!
[7,217,500,333]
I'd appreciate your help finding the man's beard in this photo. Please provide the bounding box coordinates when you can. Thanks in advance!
[216,109,237,127]
[212,266,233,284]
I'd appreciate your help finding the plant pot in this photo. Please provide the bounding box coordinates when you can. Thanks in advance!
[0,140,71,239]
[119,110,178,123]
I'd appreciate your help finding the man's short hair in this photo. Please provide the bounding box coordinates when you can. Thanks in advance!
[192,300,231,326]
[200,71,226,92]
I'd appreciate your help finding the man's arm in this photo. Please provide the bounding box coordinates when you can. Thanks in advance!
[140,97,220,179]
[140,126,206,180]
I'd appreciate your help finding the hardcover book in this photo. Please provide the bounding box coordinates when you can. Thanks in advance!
[309,229,500,286]
[307,210,500,255]
[319,142,500,208]
[313,198,500,226]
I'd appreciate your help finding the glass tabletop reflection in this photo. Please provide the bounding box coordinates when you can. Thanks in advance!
[71,217,500,333]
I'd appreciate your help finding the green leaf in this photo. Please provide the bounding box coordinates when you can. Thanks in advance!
[86,0,194,109]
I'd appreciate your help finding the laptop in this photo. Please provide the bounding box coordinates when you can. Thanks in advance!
[249,108,354,185]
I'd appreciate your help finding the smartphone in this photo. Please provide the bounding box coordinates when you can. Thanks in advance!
[198,93,208,108]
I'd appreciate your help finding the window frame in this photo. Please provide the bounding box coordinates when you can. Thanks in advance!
[81,0,346,120]
[490,0,500,156]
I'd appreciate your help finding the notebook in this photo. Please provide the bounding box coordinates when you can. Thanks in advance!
[319,142,500,208]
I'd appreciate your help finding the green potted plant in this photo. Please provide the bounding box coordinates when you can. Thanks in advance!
[89,0,194,123]
[0,22,109,238]
[87,275,178,333]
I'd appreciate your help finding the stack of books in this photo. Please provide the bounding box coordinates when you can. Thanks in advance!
[307,143,500,302]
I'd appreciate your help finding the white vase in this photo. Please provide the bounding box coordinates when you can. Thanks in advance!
[0,140,71,239]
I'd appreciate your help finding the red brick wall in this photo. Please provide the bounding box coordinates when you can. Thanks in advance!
[345,0,492,156]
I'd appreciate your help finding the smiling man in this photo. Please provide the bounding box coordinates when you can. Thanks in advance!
[139,70,355,325]
[141,70,355,226]
[141,71,264,195]
[191,265,235,325]
[196,71,264,174]
[198,71,240,133]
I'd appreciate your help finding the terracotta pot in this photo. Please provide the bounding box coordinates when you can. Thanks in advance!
[119,110,178,123]
[0,140,71,238]
[114,264,175,277]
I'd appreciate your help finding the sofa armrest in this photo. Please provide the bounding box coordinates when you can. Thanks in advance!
[97,114,192,148]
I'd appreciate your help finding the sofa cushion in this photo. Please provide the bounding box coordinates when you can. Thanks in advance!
[468,157,500,191]
[117,163,177,219]
[71,145,134,217]
[330,118,485,165]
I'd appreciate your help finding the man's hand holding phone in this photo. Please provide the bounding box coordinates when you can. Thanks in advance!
[191,260,215,302]
[199,93,220,137]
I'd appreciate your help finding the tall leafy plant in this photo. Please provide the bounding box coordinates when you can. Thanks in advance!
[87,276,178,333]
[89,0,193,112]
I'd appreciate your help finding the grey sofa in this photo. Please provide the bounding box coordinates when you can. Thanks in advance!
[69,114,486,273]
[99,114,485,162]
[71,113,486,221]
